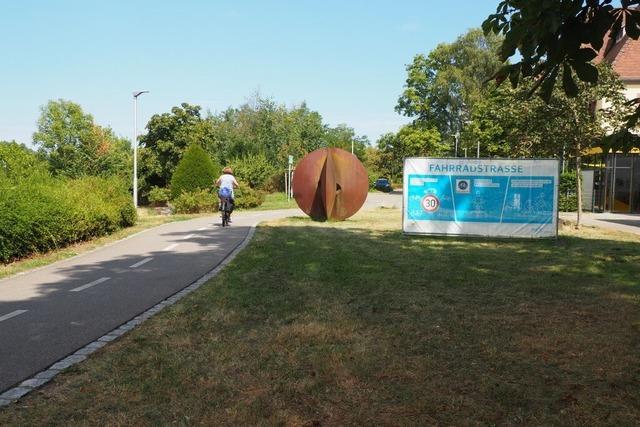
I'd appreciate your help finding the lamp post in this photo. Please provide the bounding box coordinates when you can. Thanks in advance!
[454,131,459,157]
[132,91,149,208]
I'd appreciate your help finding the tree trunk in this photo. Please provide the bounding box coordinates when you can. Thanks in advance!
[575,142,582,229]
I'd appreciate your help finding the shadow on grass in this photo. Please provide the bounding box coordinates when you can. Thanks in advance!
[1,218,639,425]
[205,223,640,424]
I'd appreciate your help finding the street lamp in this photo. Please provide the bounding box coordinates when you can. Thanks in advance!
[454,131,460,157]
[132,90,149,208]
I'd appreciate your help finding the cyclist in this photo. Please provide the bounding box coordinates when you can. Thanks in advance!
[216,167,239,222]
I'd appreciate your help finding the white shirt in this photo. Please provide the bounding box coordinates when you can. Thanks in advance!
[217,174,238,190]
[217,174,238,198]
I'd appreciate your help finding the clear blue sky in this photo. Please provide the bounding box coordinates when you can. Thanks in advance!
[0,0,497,146]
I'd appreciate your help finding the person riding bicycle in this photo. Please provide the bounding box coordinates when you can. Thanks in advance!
[216,167,239,220]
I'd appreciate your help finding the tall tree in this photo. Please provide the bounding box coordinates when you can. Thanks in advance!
[396,28,504,144]
[483,0,640,127]
[211,96,327,169]
[33,99,131,179]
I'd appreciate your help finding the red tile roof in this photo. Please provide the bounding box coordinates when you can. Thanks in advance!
[594,14,640,81]
[606,36,640,80]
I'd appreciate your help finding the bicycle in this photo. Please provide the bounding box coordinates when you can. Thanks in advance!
[220,197,232,227]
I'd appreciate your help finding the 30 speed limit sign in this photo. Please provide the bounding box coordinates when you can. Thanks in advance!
[421,195,440,212]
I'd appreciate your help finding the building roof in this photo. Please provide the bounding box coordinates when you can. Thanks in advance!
[594,13,640,81]
[599,36,640,81]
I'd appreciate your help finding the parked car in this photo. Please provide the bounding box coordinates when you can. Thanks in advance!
[374,178,393,192]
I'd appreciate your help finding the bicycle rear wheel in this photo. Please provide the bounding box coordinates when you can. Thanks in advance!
[221,201,229,226]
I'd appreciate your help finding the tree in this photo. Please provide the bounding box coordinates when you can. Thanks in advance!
[373,124,445,182]
[32,100,131,179]
[396,124,447,157]
[483,0,640,127]
[142,95,369,198]
[209,94,370,178]
[363,145,383,185]
[229,152,276,190]
[0,141,49,182]
[170,144,219,199]
[211,95,327,170]
[139,103,219,196]
[396,28,504,145]
[465,63,631,225]
[322,124,369,159]
[374,133,402,183]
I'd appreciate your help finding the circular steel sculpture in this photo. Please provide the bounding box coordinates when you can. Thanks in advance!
[292,147,368,221]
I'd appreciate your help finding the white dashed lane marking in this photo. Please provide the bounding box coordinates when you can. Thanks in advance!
[182,234,194,240]
[70,277,111,292]
[163,243,179,251]
[0,310,28,323]
[129,257,153,268]
[197,227,207,231]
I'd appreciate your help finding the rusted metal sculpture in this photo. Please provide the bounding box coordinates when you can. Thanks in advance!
[292,147,368,221]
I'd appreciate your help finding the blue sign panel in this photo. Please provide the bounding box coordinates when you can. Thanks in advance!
[403,159,559,238]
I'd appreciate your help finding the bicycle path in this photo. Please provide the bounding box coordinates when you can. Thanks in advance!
[0,209,298,393]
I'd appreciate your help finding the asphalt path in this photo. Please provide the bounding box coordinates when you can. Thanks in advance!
[0,192,401,393]
[0,209,299,392]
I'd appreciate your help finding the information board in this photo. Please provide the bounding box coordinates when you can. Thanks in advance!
[403,158,559,238]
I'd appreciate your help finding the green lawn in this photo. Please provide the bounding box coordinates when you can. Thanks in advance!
[249,191,298,211]
[1,208,639,425]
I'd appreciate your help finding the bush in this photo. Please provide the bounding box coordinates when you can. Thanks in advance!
[265,172,285,193]
[172,189,218,214]
[120,203,137,227]
[559,194,578,212]
[234,183,265,209]
[170,144,219,199]
[230,153,277,190]
[367,169,378,189]
[171,184,264,213]
[0,174,136,263]
[559,171,578,212]
[148,186,171,206]
[559,171,577,194]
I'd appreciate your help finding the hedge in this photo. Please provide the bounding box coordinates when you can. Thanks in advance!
[172,189,218,214]
[148,186,171,207]
[0,175,136,263]
[234,183,265,209]
[171,184,265,214]
[559,171,578,212]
